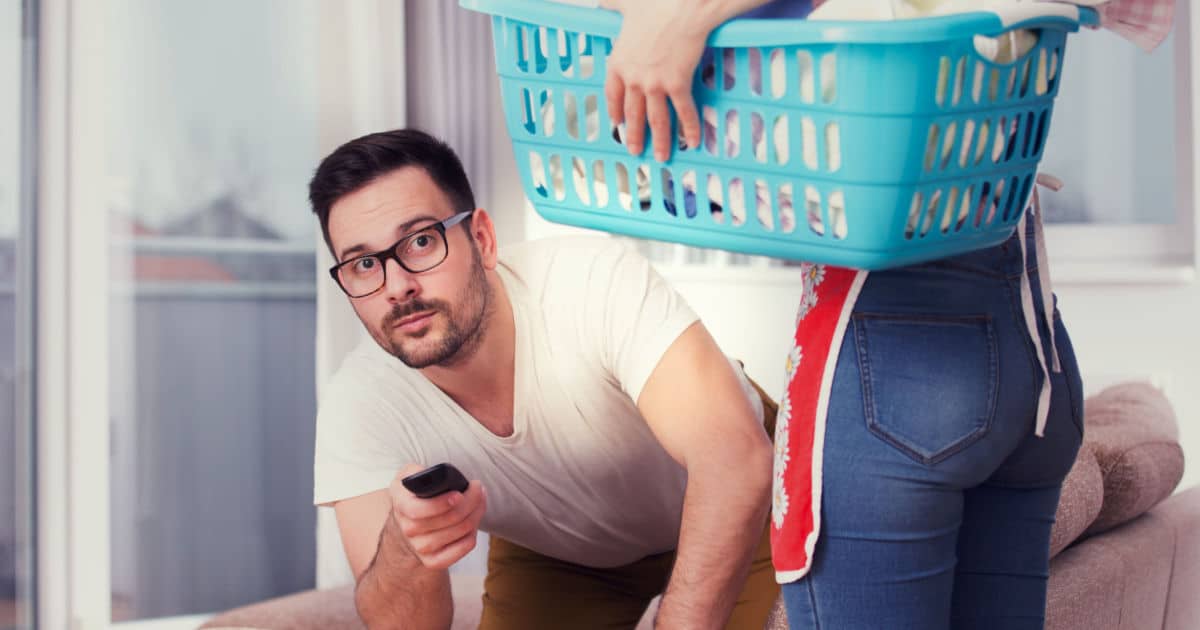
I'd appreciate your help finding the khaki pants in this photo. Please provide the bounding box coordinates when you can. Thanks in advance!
[478,379,780,630]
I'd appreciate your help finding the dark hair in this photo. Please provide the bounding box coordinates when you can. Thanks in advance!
[308,129,476,255]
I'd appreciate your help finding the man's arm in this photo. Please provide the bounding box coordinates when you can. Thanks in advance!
[334,466,486,629]
[637,322,774,629]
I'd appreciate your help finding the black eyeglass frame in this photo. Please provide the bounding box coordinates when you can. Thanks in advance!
[328,210,473,298]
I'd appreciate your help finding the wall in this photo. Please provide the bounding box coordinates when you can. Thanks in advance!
[1053,280,1200,491]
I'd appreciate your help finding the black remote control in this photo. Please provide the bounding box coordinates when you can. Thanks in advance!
[401,463,470,499]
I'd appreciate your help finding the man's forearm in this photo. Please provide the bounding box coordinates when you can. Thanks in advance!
[656,455,772,629]
[355,513,454,630]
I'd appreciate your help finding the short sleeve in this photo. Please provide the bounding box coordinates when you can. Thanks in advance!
[584,241,699,404]
[312,356,417,506]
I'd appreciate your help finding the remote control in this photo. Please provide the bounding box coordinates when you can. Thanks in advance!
[401,463,470,499]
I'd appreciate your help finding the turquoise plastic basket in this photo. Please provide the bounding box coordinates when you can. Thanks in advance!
[460,0,1098,269]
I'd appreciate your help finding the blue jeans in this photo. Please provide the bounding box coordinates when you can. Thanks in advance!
[782,226,1084,630]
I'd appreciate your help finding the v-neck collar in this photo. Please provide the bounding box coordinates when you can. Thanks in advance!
[424,263,529,447]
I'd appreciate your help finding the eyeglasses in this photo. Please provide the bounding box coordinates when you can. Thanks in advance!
[329,210,473,298]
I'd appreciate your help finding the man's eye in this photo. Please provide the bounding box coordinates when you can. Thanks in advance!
[351,258,377,274]
[404,233,438,256]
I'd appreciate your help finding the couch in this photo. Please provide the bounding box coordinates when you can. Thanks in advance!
[201,383,1198,629]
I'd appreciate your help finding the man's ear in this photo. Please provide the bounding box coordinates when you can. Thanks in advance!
[468,208,500,270]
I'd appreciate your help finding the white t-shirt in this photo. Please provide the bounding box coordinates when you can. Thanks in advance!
[313,237,761,568]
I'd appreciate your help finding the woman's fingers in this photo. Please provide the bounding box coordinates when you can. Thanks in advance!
[605,70,626,127]
[670,85,701,151]
[646,90,674,162]
[624,85,648,157]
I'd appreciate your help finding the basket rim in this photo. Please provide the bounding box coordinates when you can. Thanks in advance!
[459,0,1099,46]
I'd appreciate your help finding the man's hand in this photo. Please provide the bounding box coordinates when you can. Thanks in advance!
[389,464,487,570]
[337,466,486,628]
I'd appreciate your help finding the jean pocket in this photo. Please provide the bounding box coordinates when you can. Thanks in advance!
[852,313,999,466]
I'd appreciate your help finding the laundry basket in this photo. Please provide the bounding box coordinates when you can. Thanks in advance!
[460,0,1097,269]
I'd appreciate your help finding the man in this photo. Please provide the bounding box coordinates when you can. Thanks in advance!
[309,129,776,629]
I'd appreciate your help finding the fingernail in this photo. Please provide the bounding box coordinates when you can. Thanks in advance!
[447,493,461,506]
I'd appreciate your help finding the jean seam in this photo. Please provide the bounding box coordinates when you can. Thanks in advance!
[1005,278,1045,404]
[1052,310,1086,439]
[855,315,998,467]
[806,578,823,630]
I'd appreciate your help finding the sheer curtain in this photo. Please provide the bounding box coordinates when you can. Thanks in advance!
[405,1,498,219]
[314,0,504,588]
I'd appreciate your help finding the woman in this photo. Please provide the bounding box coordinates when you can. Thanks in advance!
[599,1,1085,628]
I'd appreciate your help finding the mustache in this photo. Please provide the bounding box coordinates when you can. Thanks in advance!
[382,299,447,328]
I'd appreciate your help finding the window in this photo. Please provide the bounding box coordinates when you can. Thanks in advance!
[1037,24,1195,280]
[104,0,322,620]
[1040,29,1178,226]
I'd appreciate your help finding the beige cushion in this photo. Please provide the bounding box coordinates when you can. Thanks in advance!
[1083,383,1184,536]
[1049,442,1104,557]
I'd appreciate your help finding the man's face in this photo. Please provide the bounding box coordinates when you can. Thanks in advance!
[327,167,492,368]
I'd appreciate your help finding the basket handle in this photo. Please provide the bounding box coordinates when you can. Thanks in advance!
[458,0,1099,47]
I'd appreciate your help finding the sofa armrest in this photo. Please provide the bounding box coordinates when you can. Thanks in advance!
[200,573,487,630]
[199,584,362,630]
[1161,486,1200,630]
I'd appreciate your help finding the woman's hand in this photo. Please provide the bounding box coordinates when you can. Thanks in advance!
[601,0,775,162]
[600,0,726,162]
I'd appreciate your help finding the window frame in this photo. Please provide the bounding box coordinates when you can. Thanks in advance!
[37,0,111,627]
[11,0,40,628]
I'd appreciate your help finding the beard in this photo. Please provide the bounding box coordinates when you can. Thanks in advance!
[375,246,493,369]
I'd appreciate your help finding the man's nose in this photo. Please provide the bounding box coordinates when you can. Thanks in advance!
[380,258,420,303]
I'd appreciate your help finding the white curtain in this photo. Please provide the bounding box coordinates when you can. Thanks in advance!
[313,0,407,590]
[314,0,500,589]
[403,1,497,214]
